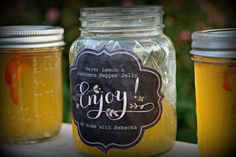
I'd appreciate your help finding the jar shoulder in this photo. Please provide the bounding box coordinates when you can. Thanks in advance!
[70,34,175,53]
[156,34,176,52]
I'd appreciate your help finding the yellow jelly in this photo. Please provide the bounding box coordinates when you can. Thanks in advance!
[193,57,236,156]
[72,98,176,157]
[0,49,63,143]
[0,26,64,144]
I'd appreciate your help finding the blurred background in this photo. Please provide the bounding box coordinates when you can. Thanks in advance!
[0,0,235,144]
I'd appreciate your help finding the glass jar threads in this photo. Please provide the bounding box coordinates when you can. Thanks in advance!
[69,6,177,157]
[191,28,236,156]
[0,26,64,144]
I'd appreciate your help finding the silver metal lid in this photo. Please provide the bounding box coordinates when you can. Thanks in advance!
[191,28,236,58]
[0,25,65,48]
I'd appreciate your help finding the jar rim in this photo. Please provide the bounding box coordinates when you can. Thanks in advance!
[80,6,163,18]
[79,6,164,33]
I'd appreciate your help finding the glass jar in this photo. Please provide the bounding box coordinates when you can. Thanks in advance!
[0,26,64,144]
[69,6,176,157]
[191,28,236,156]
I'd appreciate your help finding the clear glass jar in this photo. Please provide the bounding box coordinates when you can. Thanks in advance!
[0,26,64,144]
[69,6,176,157]
[191,28,236,156]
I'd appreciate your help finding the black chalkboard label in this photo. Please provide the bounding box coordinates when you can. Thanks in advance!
[70,46,163,152]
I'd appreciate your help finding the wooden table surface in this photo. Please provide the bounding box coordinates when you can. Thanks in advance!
[1,123,198,157]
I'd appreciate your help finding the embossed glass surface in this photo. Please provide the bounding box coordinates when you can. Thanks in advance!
[70,6,176,157]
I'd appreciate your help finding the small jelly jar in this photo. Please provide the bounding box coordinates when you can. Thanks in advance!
[69,6,177,157]
[191,28,236,156]
[0,26,64,144]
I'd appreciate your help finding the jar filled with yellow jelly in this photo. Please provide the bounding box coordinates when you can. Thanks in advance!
[191,28,236,156]
[0,26,64,144]
[69,6,177,157]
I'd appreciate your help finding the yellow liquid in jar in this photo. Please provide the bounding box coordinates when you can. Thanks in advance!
[0,49,63,143]
[194,58,236,156]
[72,98,176,157]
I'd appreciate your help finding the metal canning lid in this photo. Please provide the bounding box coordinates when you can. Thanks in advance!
[190,28,236,58]
[0,25,65,49]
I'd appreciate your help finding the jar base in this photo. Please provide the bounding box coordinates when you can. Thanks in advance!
[0,128,61,145]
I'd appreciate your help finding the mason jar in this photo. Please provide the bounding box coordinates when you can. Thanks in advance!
[191,28,236,156]
[0,26,64,144]
[69,6,176,157]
